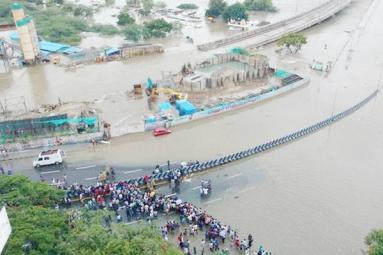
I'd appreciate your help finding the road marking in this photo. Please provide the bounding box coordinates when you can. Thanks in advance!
[40,170,60,174]
[75,165,96,170]
[165,193,177,198]
[226,173,243,179]
[203,198,222,205]
[127,220,142,225]
[124,169,143,174]
[85,177,97,181]
[192,186,200,190]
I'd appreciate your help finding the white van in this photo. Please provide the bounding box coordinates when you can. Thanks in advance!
[33,149,66,168]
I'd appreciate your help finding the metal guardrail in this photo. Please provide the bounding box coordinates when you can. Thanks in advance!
[197,0,351,51]
[134,89,379,185]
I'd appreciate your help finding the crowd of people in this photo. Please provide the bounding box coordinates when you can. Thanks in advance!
[49,175,271,255]
[31,159,272,255]
[160,201,271,255]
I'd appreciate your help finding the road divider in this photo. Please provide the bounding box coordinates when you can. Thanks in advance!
[120,90,379,188]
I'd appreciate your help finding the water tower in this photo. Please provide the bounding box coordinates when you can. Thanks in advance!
[11,3,40,63]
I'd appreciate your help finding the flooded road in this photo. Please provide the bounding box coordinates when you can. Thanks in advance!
[2,0,383,254]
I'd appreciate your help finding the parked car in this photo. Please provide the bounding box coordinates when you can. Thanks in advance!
[153,127,171,136]
[33,149,66,168]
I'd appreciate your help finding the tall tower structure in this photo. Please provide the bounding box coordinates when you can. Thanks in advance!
[11,3,40,63]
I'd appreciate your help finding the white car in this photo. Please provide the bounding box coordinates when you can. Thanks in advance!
[33,149,66,168]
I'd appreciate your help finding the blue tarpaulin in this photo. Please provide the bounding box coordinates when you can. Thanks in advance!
[175,100,197,116]
[145,115,157,123]
[61,47,82,55]
[159,102,172,112]
[274,69,291,79]
[39,40,70,53]
[9,31,19,41]
[104,47,120,56]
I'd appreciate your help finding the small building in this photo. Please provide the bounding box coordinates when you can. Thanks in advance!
[180,53,270,91]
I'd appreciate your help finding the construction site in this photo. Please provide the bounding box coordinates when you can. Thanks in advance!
[0,96,101,145]
[0,2,165,72]
[139,50,304,130]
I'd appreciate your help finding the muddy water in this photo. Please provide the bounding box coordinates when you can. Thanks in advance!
[2,0,382,253]
[63,0,383,254]
[0,0,324,109]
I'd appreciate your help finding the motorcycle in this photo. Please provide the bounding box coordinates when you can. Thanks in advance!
[200,179,211,197]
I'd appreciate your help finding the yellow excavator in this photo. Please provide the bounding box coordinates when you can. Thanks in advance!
[145,78,187,102]
[150,87,188,103]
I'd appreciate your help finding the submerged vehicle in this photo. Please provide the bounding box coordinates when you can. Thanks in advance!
[153,127,172,136]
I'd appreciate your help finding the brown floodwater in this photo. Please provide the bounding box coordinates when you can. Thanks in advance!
[1,0,382,254]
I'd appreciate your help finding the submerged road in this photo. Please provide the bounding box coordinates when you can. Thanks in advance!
[3,0,383,254]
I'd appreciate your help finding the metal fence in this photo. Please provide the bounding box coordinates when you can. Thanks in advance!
[0,115,99,144]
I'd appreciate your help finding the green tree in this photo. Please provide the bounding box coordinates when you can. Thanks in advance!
[0,1,37,23]
[143,18,173,38]
[0,175,64,207]
[222,3,248,22]
[122,24,144,41]
[31,6,89,45]
[244,0,277,12]
[0,175,66,255]
[177,3,199,10]
[0,1,12,23]
[1,176,182,255]
[277,33,307,54]
[90,24,120,35]
[365,229,383,255]
[117,12,135,26]
[4,207,68,255]
[62,3,93,17]
[205,0,227,17]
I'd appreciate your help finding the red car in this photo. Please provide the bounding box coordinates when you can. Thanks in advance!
[153,127,172,136]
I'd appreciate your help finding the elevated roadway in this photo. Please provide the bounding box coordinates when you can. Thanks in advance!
[197,0,352,51]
